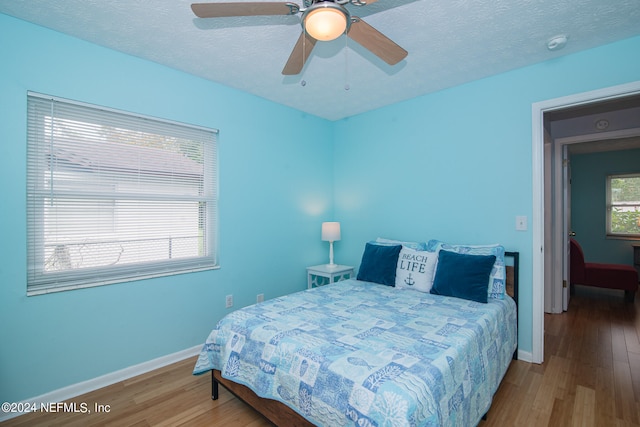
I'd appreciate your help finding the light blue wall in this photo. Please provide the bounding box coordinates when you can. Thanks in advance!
[333,35,640,356]
[0,14,333,403]
[570,148,640,264]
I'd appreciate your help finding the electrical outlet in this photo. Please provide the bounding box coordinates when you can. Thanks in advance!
[225,294,233,308]
[257,293,264,303]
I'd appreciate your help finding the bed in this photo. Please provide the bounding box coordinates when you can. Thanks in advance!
[193,240,519,426]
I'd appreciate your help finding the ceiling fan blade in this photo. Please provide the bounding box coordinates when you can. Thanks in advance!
[282,32,317,75]
[347,18,407,65]
[191,2,299,18]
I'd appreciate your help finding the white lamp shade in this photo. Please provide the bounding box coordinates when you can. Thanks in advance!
[321,222,341,242]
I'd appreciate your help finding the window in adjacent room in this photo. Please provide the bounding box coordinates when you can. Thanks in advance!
[606,173,640,237]
[27,92,218,295]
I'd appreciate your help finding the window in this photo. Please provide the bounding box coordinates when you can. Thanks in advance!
[606,173,640,237]
[27,92,218,295]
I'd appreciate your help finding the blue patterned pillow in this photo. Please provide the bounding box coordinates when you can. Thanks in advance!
[375,237,427,251]
[357,242,402,286]
[430,250,496,303]
[426,240,506,299]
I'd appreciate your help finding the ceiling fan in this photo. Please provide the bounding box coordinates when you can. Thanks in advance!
[191,0,408,75]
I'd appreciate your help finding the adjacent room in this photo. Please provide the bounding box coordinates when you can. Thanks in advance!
[1,0,639,425]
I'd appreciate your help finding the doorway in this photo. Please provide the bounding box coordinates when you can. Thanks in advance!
[546,131,640,314]
[532,81,640,364]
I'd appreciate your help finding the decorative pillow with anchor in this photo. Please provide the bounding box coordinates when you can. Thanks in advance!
[394,246,438,293]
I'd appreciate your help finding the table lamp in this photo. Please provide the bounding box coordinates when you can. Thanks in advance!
[321,222,341,267]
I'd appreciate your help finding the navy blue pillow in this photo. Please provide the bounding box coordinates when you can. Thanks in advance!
[357,243,402,286]
[430,250,496,303]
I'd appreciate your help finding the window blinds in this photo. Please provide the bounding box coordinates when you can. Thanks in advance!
[26,92,218,295]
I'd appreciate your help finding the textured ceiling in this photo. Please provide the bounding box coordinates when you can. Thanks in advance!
[1,0,639,121]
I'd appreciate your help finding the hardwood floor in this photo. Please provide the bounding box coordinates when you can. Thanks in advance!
[1,356,272,427]
[3,284,639,427]
[484,285,640,427]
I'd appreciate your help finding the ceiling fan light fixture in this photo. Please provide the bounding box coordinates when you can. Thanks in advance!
[303,2,350,41]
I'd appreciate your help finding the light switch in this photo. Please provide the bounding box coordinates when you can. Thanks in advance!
[516,216,527,231]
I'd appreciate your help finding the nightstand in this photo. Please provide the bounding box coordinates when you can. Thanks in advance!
[307,264,354,289]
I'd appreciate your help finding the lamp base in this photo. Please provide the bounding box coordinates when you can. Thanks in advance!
[328,240,336,267]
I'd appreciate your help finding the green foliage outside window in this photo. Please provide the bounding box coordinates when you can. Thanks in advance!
[610,209,640,234]
[609,175,640,235]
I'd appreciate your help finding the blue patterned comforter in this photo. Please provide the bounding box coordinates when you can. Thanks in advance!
[193,279,517,426]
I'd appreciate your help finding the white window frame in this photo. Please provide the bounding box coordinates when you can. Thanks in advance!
[606,173,640,238]
[27,92,219,295]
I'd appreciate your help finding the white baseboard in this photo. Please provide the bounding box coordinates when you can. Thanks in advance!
[517,349,534,363]
[0,345,201,422]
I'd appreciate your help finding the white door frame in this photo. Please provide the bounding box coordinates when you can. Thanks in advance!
[561,144,571,312]
[545,141,567,315]
[531,81,640,364]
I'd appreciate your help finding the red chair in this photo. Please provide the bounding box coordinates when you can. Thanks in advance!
[570,238,638,302]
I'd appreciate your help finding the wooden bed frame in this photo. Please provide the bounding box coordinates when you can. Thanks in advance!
[210,251,520,426]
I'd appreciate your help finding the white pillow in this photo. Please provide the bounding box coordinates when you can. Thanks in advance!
[394,246,438,293]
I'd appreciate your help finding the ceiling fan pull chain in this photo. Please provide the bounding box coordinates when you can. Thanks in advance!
[301,34,307,87]
[344,34,350,91]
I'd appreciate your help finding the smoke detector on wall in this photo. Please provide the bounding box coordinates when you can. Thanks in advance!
[595,118,610,130]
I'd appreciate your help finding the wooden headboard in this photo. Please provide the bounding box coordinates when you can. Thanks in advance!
[505,251,519,360]
[505,251,519,307]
